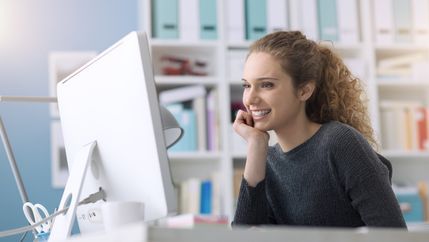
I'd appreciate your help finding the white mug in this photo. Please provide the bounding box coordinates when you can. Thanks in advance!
[101,201,145,231]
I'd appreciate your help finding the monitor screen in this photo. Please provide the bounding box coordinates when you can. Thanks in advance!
[56,31,177,233]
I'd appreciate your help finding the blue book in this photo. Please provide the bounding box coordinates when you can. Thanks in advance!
[152,0,179,39]
[245,0,267,40]
[317,0,338,41]
[396,193,424,222]
[200,0,218,40]
[200,180,212,214]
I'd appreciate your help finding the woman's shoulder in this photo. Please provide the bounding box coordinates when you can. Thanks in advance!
[322,121,364,139]
[319,121,370,149]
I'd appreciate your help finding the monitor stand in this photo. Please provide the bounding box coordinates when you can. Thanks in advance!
[49,141,97,241]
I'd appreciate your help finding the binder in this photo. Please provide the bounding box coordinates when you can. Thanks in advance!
[267,0,288,33]
[227,0,245,42]
[245,0,267,40]
[167,104,198,152]
[392,0,412,43]
[299,0,319,41]
[317,0,338,41]
[200,0,218,39]
[179,0,199,41]
[336,0,359,43]
[152,0,179,39]
[373,0,394,44]
[411,0,429,43]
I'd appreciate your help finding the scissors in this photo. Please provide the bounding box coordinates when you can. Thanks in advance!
[22,202,51,234]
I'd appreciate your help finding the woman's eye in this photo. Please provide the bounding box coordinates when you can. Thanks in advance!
[261,82,273,88]
[242,83,250,88]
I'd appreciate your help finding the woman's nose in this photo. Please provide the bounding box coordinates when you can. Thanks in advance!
[243,88,259,105]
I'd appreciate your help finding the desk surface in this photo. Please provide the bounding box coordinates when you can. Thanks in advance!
[60,222,429,242]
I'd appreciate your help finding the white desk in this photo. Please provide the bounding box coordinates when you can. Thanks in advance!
[59,222,429,242]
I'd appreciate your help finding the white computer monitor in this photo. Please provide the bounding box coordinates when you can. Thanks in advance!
[52,31,177,237]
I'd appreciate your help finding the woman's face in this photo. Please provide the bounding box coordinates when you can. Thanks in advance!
[242,52,306,132]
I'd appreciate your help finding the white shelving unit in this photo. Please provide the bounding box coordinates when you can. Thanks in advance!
[139,0,429,220]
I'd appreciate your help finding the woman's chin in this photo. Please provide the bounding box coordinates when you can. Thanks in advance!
[254,122,270,132]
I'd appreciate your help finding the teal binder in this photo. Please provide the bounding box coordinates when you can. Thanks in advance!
[200,0,218,39]
[392,0,412,43]
[152,0,179,39]
[245,0,267,40]
[167,104,198,152]
[317,0,338,41]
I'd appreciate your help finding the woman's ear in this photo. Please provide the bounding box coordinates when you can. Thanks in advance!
[298,81,316,101]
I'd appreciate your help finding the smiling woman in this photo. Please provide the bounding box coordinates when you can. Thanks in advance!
[232,31,407,229]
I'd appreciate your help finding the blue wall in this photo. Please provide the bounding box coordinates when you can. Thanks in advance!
[0,1,138,241]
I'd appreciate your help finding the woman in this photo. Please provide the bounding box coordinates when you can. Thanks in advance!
[232,31,406,228]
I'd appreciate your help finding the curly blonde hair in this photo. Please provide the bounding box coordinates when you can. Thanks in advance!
[249,31,377,148]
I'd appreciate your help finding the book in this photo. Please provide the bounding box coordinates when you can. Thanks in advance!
[379,101,425,151]
[159,85,207,105]
[200,180,212,214]
[206,89,219,151]
[193,95,207,151]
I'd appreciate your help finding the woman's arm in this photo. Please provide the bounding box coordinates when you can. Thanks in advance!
[232,110,273,225]
[334,129,406,228]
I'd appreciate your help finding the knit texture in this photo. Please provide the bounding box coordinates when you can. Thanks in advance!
[233,121,406,228]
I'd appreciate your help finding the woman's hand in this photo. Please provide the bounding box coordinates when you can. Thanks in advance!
[233,110,269,187]
[232,110,269,144]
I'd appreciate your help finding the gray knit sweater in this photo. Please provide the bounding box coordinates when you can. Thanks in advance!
[233,121,406,228]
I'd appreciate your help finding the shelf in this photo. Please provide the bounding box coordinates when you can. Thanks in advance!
[155,76,219,86]
[381,150,429,159]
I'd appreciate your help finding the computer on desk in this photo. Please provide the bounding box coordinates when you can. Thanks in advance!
[49,31,177,240]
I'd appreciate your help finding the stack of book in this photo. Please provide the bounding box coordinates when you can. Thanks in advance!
[380,101,428,151]
[177,172,222,216]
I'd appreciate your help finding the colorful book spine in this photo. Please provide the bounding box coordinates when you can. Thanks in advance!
[200,180,212,214]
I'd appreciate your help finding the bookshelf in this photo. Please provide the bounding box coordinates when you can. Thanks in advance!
[138,0,429,223]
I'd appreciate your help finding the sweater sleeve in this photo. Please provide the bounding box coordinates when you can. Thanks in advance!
[333,129,406,228]
[232,177,275,225]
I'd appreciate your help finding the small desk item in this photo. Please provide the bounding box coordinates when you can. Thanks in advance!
[22,202,51,233]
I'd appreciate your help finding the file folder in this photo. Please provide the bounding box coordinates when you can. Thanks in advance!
[393,0,412,43]
[152,0,179,39]
[317,0,338,41]
[245,0,267,40]
[200,0,218,39]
